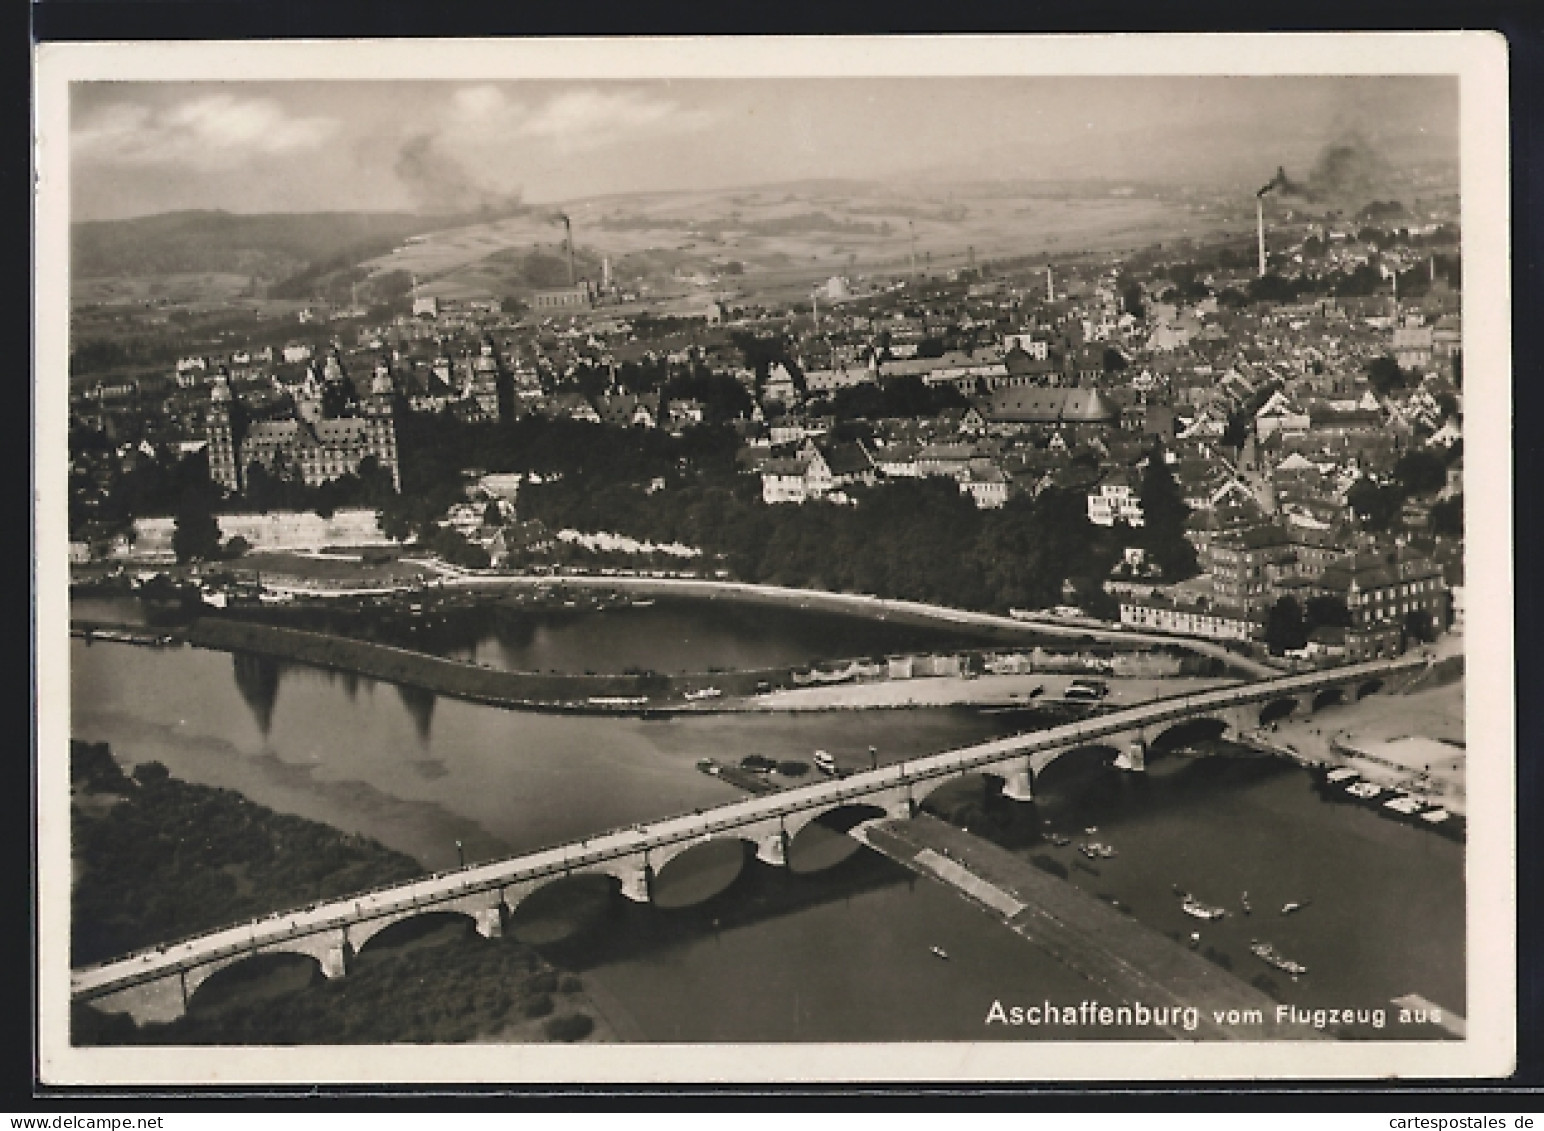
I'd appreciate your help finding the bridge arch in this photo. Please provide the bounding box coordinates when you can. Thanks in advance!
[1150,717,1228,754]
[1028,742,1122,788]
[185,950,322,1015]
[650,837,751,908]
[504,872,620,945]
[1356,678,1384,699]
[1312,687,1346,712]
[1259,696,1302,726]
[350,908,477,957]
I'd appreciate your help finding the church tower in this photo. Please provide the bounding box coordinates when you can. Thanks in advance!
[205,370,241,492]
[364,360,401,490]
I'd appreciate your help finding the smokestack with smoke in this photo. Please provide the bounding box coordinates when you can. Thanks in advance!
[394,134,527,218]
[551,212,575,286]
[1256,195,1267,277]
[1256,134,1390,206]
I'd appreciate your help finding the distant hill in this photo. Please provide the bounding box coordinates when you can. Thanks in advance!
[70,209,461,281]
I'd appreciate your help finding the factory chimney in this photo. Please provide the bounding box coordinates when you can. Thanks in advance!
[562,215,575,287]
[1046,265,1055,302]
[1256,196,1267,278]
[552,213,576,287]
[603,256,611,291]
[908,220,918,281]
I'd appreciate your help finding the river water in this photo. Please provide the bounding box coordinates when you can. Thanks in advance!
[67,595,1465,1042]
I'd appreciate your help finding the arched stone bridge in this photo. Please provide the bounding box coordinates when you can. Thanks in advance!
[72,655,1426,1025]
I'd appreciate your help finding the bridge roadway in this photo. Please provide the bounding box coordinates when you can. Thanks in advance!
[71,653,1425,1010]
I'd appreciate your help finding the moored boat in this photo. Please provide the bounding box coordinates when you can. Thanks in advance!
[1250,940,1308,976]
[1181,893,1226,920]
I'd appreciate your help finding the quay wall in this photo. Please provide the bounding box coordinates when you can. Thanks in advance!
[183,617,788,711]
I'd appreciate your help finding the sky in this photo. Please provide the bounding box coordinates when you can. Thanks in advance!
[68,76,1459,221]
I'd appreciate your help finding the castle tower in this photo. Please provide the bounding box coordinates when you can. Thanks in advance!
[365,361,401,490]
[205,371,241,492]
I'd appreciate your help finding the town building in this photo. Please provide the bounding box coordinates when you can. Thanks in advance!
[205,361,400,494]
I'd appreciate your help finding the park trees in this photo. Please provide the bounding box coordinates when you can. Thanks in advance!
[171,487,223,564]
[1265,596,1309,656]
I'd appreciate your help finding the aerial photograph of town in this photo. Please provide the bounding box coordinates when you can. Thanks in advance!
[45,54,1493,1075]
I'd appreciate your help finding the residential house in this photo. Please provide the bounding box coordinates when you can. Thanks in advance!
[1087,473,1144,527]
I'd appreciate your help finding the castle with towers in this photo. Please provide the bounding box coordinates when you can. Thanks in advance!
[205,352,401,494]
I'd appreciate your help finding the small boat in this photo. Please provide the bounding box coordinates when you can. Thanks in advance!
[1095,844,1117,859]
[1046,833,1071,847]
[1250,940,1308,977]
[1181,894,1227,921]
[683,687,723,702]
[930,946,949,960]
[1188,932,1201,949]
[813,750,838,775]
[1078,843,1101,860]
[1281,900,1311,915]
[1241,892,1252,915]
[1084,826,1099,834]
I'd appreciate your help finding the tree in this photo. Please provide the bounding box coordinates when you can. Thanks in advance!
[1119,280,1145,320]
[483,501,505,527]
[1365,355,1409,398]
[1394,449,1448,496]
[1265,596,1308,655]
[1102,346,1128,372]
[1402,608,1432,647]
[1346,477,1403,531]
[1431,495,1463,538]
[1137,445,1197,581]
[172,489,223,564]
[1304,595,1351,631]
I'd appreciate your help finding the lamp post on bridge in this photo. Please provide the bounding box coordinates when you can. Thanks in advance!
[455,839,465,868]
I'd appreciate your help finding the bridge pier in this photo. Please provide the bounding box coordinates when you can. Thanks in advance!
[616,858,652,903]
[473,905,504,939]
[754,826,789,867]
[1113,735,1147,773]
[319,941,349,979]
[1000,760,1035,802]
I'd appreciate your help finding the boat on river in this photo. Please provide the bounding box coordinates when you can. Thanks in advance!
[1250,940,1308,977]
[930,946,949,960]
[813,750,838,775]
[683,687,723,702]
[1181,893,1227,920]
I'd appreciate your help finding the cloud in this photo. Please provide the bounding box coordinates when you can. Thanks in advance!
[445,84,718,154]
[73,93,340,170]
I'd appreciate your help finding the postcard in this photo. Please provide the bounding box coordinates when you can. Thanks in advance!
[34,32,1515,1085]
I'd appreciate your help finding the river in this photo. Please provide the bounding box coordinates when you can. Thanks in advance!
[67,595,1465,1041]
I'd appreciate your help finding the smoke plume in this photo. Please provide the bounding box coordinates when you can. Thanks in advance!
[393,134,526,218]
[1257,134,1390,205]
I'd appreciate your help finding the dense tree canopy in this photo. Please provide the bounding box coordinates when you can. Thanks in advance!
[1135,446,1198,581]
[1265,596,1309,655]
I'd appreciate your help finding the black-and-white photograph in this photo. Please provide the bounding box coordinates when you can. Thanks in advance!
[34,35,1514,1084]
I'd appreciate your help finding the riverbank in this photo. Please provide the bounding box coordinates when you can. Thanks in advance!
[747,671,1239,712]
[70,741,614,1046]
[1260,658,1466,816]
